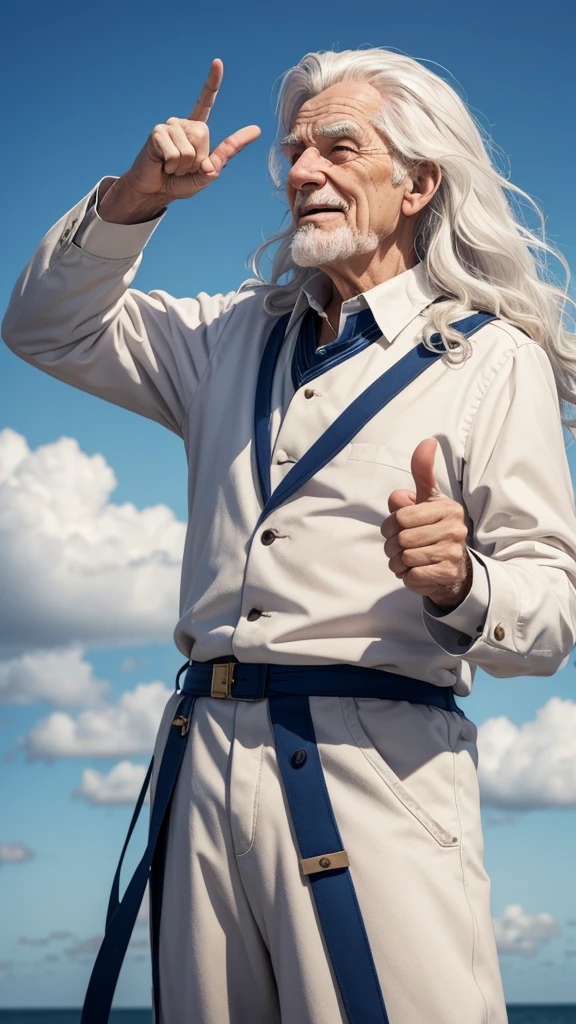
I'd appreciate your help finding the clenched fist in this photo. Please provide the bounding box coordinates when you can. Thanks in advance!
[380,438,473,610]
[99,59,261,223]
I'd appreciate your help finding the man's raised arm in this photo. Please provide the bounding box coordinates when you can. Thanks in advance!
[1,59,261,436]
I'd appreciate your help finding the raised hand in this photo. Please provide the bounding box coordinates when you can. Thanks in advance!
[99,59,261,222]
[380,438,473,610]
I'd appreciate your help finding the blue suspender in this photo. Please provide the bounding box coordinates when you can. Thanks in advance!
[80,674,194,1024]
[254,309,497,519]
[269,694,390,1022]
[80,306,497,1024]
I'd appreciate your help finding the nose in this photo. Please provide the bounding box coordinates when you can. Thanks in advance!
[287,147,329,193]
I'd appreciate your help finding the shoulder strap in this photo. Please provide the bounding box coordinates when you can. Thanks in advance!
[255,311,497,524]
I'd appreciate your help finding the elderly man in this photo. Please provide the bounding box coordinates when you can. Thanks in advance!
[4,48,576,1024]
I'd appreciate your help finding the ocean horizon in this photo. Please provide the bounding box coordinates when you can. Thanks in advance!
[1,1007,576,1023]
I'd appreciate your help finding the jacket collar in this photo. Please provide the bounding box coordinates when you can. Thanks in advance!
[286,262,444,346]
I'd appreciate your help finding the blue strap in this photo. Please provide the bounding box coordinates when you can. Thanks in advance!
[254,312,292,512]
[181,658,462,712]
[269,695,390,1023]
[254,308,497,514]
[105,756,154,930]
[80,693,195,1024]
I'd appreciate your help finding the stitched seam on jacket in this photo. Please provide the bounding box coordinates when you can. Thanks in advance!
[18,241,85,312]
[17,189,113,308]
[460,343,516,453]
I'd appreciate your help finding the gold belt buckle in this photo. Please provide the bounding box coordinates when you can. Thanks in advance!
[211,662,236,699]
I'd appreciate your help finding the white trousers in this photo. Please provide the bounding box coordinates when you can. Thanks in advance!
[150,691,508,1024]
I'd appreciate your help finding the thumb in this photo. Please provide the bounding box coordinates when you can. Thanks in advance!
[411,438,442,504]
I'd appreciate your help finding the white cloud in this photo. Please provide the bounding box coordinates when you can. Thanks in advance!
[0,647,108,707]
[26,681,171,761]
[478,698,576,809]
[0,429,185,654]
[65,931,148,961]
[74,760,150,805]
[0,842,35,864]
[493,904,561,957]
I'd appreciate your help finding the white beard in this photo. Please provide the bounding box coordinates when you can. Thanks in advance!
[290,222,380,268]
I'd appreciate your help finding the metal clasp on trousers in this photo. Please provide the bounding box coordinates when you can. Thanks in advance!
[172,712,191,736]
[211,663,236,699]
[299,850,350,876]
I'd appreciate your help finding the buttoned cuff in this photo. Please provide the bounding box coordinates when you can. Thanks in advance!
[422,548,490,653]
[72,176,166,259]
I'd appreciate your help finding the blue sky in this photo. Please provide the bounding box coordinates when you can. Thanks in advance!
[1,0,576,1008]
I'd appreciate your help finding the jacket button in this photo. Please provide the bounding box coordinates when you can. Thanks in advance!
[247,608,262,621]
[261,529,276,545]
[304,388,315,399]
[290,748,307,768]
[493,623,505,641]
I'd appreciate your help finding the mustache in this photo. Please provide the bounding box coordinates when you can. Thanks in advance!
[293,188,350,218]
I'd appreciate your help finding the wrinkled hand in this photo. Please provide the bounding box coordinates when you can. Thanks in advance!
[119,58,261,206]
[380,438,472,610]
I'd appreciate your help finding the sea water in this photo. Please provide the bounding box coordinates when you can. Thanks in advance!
[1,1008,575,1023]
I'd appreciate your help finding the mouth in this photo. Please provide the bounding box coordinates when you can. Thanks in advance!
[297,207,346,222]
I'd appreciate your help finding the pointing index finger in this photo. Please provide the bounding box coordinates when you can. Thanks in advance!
[188,58,223,123]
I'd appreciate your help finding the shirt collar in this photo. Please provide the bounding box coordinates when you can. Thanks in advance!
[286,262,444,345]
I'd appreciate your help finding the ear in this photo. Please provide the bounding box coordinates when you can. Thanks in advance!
[401,161,442,218]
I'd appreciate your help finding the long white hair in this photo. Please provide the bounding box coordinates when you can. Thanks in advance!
[249,48,576,427]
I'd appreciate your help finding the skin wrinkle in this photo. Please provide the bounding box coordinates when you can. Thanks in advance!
[280,121,362,147]
[283,82,441,314]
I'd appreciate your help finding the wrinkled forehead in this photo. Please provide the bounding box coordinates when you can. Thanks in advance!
[284,81,384,143]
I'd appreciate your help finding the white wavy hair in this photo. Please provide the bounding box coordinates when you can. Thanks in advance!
[249,48,576,425]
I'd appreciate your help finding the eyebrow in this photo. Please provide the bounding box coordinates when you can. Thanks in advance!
[279,121,361,147]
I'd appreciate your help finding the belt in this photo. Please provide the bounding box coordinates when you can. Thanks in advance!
[181,655,464,713]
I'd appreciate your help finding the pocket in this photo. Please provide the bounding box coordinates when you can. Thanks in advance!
[340,696,463,848]
[348,442,414,473]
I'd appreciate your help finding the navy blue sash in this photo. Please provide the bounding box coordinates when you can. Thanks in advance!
[80,305,496,1024]
[255,309,497,521]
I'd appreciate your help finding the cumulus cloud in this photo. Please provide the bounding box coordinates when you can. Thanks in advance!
[478,698,576,809]
[26,681,171,761]
[0,647,108,707]
[73,761,150,805]
[0,429,185,655]
[482,813,517,828]
[0,842,35,864]
[493,904,561,957]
